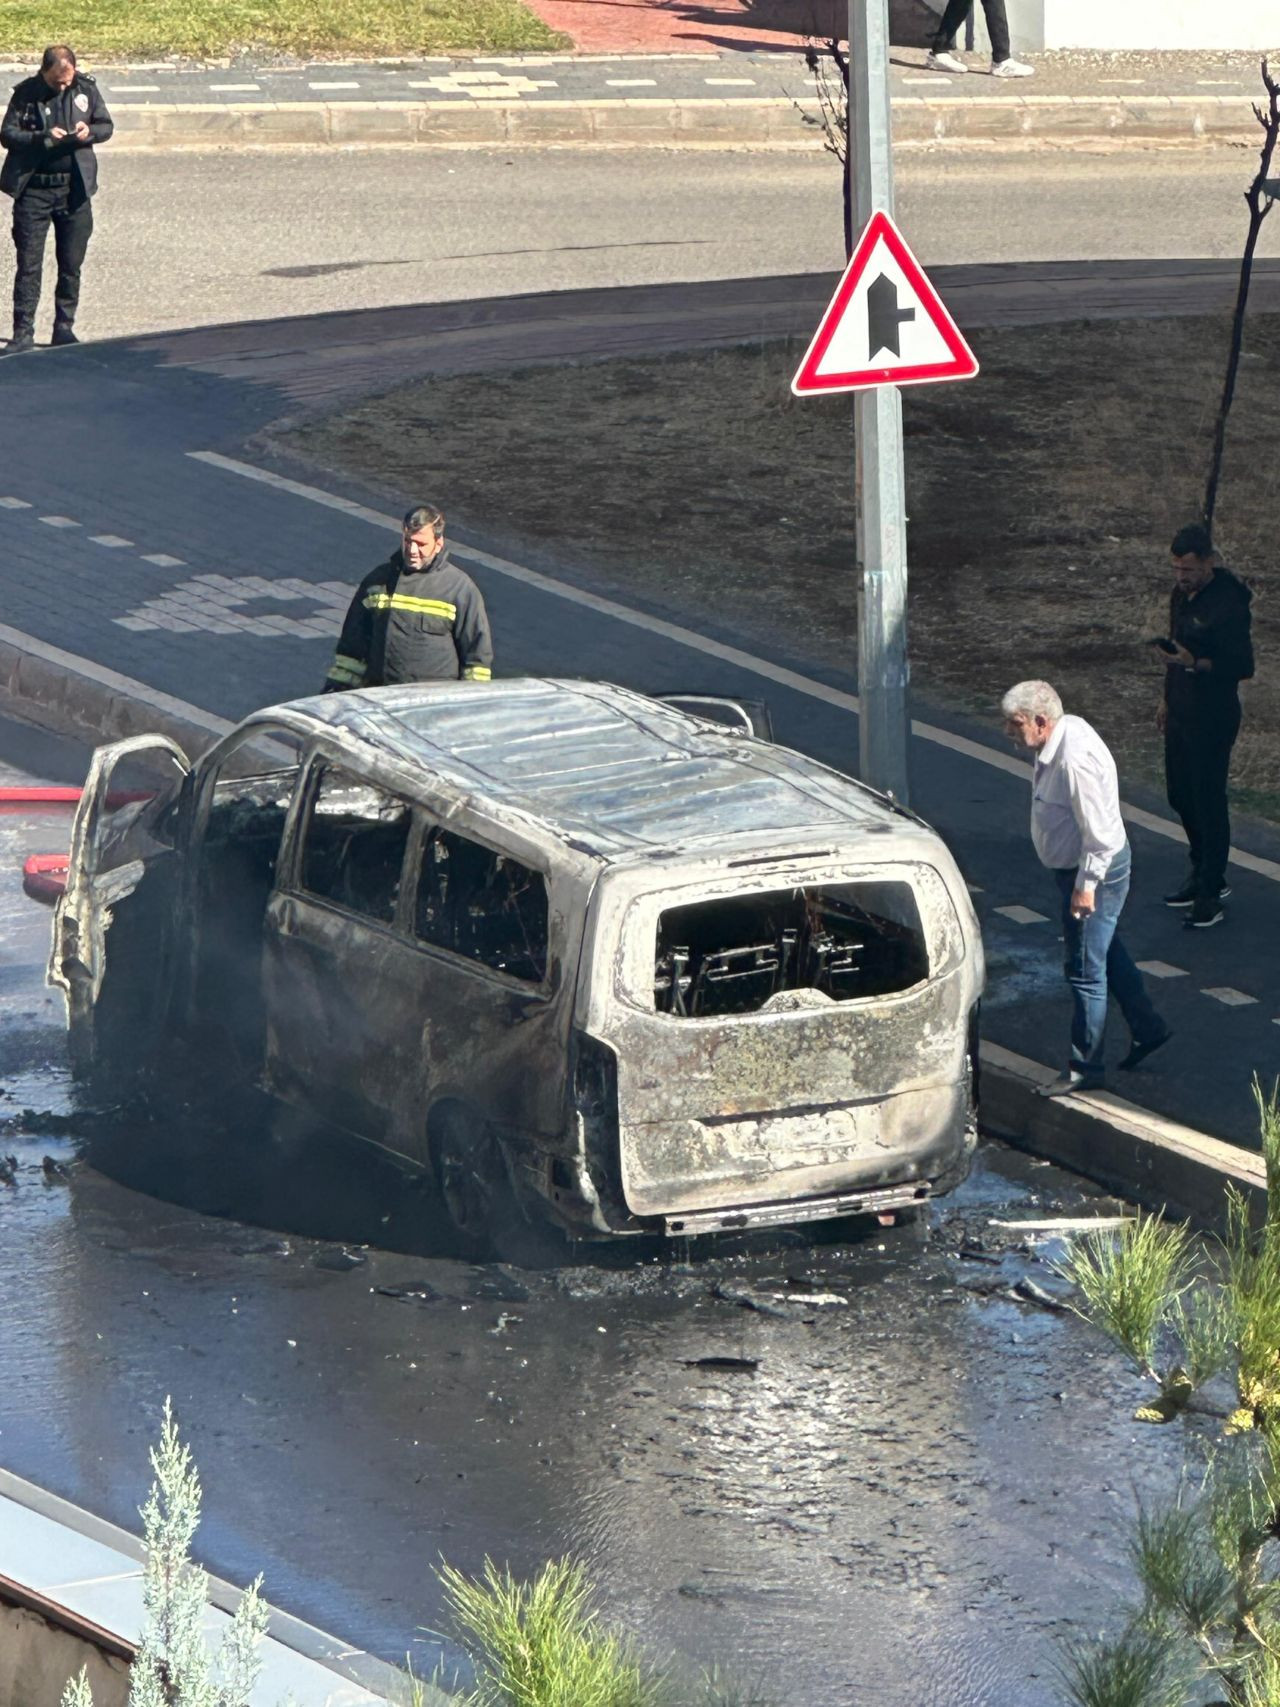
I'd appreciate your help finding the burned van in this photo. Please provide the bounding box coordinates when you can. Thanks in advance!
[50,679,983,1248]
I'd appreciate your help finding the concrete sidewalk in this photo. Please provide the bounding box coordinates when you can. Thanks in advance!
[0,47,1270,148]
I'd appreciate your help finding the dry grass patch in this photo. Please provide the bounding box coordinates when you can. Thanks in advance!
[275,314,1280,821]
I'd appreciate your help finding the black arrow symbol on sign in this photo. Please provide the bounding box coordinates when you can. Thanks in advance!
[867,272,915,360]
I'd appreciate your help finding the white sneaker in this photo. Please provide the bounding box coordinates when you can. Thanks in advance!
[991,56,1034,77]
[926,50,968,74]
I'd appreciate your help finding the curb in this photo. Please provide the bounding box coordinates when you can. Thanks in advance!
[2,617,1263,1233]
[0,1467,440,1705]
[979,1040,1265,1232]
[99,91,1264,149]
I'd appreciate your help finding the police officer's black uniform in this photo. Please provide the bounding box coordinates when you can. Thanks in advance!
[1,65,112,349]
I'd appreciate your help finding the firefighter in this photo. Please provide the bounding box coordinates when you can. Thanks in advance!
[2,45,113,353]
[324,503,494,692]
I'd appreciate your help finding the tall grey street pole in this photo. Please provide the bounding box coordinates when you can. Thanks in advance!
[850,0,911,803]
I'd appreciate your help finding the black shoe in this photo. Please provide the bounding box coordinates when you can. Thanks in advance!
[1186,897,1225,928]
[4,328,34,355]
[1165,879,1230,908]
[50,323,79,347]
[1119,1029,1173,1072]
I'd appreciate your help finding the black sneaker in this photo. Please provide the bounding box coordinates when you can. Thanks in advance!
[50,324,79,347]
[1164,879,1230,908]
[4,328,34,356]
[1186,897,1225,928]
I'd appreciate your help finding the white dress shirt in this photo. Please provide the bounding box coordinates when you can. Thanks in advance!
[1030,714,1127,892]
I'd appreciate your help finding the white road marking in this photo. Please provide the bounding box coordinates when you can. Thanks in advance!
[39,515,79,528]
[994,905,1049,925]
[607,78,658,86]
[408,70,552,96]
[115,574,347,638]
[1098,77,1146,84]
[183,450,1280,889]
[90,534,134,548]
[141,553,186,567]
[1202,987,1258,1007]
[0,497,32,509]
[1137,961,1189,979]
[967,883,984,894]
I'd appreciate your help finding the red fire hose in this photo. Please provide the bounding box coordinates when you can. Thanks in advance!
[4,786,155,906]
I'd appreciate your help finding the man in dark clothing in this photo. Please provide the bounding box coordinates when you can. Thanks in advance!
[1,45,112,354]
[1152,523,1254,929]
[325,503,494,692]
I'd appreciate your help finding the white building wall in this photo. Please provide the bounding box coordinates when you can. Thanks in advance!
[1041,0,1278,49]
[909,0,1279,52]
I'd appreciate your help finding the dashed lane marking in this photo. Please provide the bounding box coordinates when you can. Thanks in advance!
[993,905,1050,925]
[1137,961,1189,979]
[186,449,1280,892]
[1202,987,1258,1007]
[90,534,135,548]
[141,553,186,567]
[39,515,79,528]
[0,497,32,509]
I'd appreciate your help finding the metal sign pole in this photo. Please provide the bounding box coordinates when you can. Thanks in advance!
[850,0,911,803]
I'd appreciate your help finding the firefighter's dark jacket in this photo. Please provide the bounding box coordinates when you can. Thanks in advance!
[1,72,113,201]
[1164,566,1254,724]
[324,549,494,690]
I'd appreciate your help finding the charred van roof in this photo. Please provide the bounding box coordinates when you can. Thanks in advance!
[255,679,917,862]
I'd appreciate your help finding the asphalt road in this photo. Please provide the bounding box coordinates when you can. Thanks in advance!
[76,142,1269,340]
[0,712,1185,1704]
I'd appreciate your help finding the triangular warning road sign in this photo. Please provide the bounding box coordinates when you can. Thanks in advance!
[792,210,978,396]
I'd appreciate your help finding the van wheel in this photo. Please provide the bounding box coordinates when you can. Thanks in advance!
[430,1105,569,1269]
[431,1106,506,1260]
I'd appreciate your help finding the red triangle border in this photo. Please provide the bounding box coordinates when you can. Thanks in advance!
[792,210,979,395]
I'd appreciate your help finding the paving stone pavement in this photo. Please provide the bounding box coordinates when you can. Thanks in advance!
[0,46,1271,148]
[0,267,1277,1148]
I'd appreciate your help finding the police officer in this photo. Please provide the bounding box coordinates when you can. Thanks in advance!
[324,503,494,692]
[1,45,112,354]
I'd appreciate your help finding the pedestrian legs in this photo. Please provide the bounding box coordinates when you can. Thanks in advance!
[931,0,1012,61]
[51,197,93,333]
[1165,704,1241,897]
[11,188,53,335]
[1052,852,1162,1077]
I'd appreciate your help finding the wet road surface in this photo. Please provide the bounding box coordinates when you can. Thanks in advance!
[0,712,1188,1703]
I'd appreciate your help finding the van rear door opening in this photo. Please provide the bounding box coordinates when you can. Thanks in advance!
[654,881,929,1018]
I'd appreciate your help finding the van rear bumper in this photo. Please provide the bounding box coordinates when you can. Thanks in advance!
[662,1180,930,1237]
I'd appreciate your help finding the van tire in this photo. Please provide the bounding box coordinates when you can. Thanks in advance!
[429,1104,569,1268]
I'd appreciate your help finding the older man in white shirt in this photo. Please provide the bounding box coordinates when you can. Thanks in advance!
[1001,680,1171,1097]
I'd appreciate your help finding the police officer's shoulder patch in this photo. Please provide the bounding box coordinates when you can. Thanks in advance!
[74,92,90,111]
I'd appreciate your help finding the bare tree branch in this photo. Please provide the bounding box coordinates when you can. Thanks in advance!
[801,37,852,258]
[1203,57,1280,534]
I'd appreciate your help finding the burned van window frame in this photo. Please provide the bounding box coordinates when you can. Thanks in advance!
[652,879,931,1019]
[297,761,413,928]
[412,820,550,988]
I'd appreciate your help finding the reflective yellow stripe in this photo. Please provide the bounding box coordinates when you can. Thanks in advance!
[363,592,457,620]
[326,653,367,685]
[463,665,492,683]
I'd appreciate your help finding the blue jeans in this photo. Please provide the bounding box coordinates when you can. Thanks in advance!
[1051,851,1165,1078]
